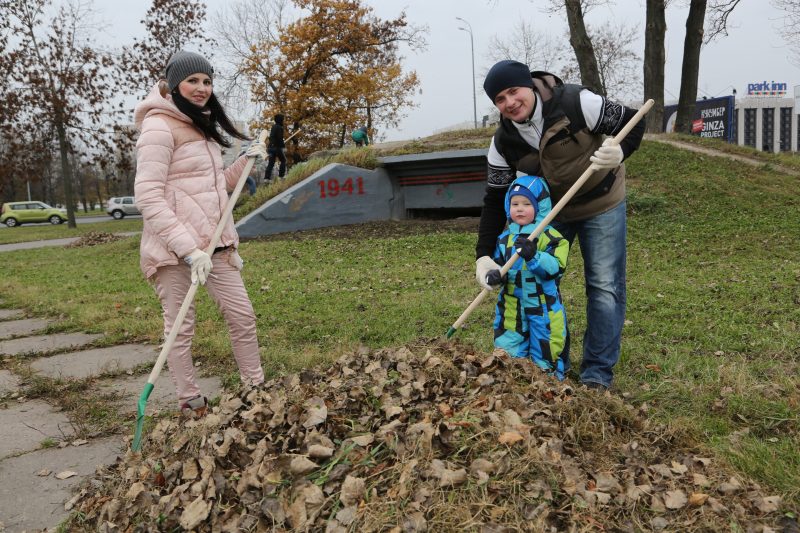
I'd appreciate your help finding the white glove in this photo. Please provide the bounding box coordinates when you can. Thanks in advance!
[228,250,244,271]
[184,248,212,285]
[245,141,267,160]
[589,138,623,170]
[476,255,503,291]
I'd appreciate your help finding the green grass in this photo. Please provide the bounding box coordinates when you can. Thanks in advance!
[662,133,800,173]
[0,218,142,245]
[1,140,798,507]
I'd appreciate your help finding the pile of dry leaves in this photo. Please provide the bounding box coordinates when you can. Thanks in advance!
[70,341,789,532]
[66,231,123,247]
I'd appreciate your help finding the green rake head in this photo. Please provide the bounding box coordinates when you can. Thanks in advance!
[131,382,154,452]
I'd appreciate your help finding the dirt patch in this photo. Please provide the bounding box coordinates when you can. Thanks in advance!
[69,340,788,532]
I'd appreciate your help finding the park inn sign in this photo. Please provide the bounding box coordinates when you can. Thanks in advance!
[747,80,788,96]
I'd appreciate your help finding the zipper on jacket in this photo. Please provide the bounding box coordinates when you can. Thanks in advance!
[203,140,225,240]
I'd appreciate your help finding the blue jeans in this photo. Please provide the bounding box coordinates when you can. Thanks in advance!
[551,200,627,387]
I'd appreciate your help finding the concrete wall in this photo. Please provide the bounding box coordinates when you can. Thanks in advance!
[236,163,396,238]
[380,148,487,210]
[235,148,490,239]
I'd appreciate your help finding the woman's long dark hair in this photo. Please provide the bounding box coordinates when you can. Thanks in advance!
[171,90,249,148]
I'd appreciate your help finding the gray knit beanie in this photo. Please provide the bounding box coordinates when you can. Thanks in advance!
[165,51,214,91]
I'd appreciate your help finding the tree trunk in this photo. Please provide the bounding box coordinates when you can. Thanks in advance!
[564,0,604,95]
[94,178,103,209]
[71,153,89,213]
[643,0,666,133]
[675,0,707,134]
[55,118,77,227]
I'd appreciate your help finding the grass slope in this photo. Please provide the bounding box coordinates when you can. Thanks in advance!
[0,139,798,509]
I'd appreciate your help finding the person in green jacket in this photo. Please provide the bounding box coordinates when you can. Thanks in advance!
[351,126,370,147]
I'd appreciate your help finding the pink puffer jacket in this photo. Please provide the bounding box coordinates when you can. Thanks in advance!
[133,83,248,278]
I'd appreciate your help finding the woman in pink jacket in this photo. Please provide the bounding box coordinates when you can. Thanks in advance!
[133,51,267,416]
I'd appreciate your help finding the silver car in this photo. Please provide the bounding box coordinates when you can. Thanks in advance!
[106,196,140,219]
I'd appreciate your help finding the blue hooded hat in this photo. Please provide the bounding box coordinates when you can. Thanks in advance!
[504,176,552,229]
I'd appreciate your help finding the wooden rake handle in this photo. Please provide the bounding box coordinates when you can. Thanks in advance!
[446,99,654,338]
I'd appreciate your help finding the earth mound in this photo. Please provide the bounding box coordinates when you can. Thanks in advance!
[70,340,785,532]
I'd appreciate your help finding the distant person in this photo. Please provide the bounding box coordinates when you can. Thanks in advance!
[133,50,267,416]
[475,60,645,391]
[351,125,370,147]
[265,113,287,180]
[238,144,259,195]
[487,175,569,379]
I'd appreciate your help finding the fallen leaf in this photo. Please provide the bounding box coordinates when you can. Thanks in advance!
[498,431,524,445]
[55,470,77,480]
[664,489,687,509]
[71,439,88,447]
[718,477,743,495]
[350,434,374,447]
[438,467,467,487]
[644,364,661,372]
[755,495,782,514]
[125,482,145,500]
[688,493,709,507]
[340,476,365,507]
[289,456,318,475]
[179,495,211,530]
[670,461,688,475]
[35,469,51,477]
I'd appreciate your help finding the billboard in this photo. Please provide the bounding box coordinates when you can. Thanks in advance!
[663,95,735,142]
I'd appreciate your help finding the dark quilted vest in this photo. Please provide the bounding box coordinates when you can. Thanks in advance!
[492,72,625,222]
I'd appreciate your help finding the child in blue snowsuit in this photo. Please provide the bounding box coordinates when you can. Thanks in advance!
[488,175,570,379]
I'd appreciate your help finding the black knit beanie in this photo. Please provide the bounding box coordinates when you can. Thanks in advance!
[165,51,214,91]
[483,60,534,103]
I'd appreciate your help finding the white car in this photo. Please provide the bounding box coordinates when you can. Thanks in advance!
[106,196,140,219]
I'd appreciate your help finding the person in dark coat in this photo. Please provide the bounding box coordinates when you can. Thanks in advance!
[265,113,287,180]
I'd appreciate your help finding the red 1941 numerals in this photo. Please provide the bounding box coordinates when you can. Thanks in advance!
[318,177,365,198]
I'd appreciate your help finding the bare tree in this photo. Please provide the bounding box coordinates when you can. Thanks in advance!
[675,0,741,134]
[1,0,120,226]
[210,0,293,119]
[644,0,667,133]
[485,20,564,74]
[583,22,641,100]
[563,0,604,94]
[772,0,800,66]
[118,0,212,99]
[675,0,706,134]
[704,0,743,42]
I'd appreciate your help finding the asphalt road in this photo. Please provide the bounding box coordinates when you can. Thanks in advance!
[0,214,141,228]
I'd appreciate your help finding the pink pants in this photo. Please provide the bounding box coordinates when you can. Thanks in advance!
[153,250,264,406]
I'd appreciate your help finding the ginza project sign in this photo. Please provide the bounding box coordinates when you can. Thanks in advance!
[663,95,735,142]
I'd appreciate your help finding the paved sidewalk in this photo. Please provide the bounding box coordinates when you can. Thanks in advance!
[0,231,140,253]
[0,312,222,532]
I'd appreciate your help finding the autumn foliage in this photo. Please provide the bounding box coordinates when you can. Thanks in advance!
[244,0,423,159]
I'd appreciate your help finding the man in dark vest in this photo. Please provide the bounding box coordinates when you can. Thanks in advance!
[475,60,644,391]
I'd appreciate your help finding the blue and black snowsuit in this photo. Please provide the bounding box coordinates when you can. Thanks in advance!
[492,175,570,379]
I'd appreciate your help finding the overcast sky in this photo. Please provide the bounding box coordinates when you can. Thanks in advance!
[92,0,799,142]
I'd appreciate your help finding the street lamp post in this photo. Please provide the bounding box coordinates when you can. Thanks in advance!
[456,17,477,129]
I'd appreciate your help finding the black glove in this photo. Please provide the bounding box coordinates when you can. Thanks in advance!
[485,269,506,288]
[514,236,538,261]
